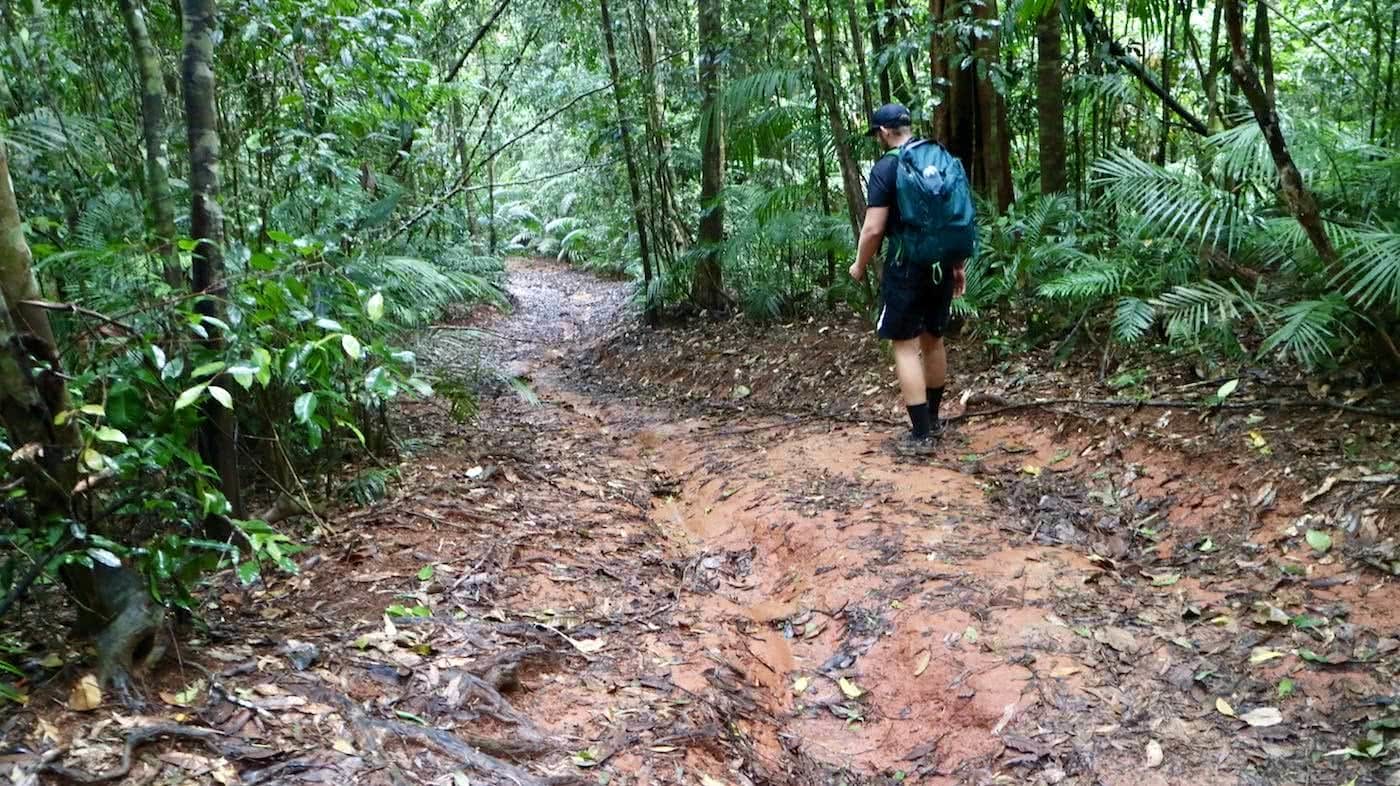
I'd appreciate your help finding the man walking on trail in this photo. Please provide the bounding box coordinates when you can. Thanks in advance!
[849,103,974,455]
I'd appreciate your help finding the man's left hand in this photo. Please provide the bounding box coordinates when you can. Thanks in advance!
[952,264,966,298]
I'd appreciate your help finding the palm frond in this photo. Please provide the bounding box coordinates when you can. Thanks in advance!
[1334,226,1400,313]
[1112,296,1155,343]
[1093,148,1252,251]
[1258,297,1347,367]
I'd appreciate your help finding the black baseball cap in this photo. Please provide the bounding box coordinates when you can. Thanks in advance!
[865,103,912,136]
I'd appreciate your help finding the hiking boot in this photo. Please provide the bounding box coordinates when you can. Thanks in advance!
[929,418,947,438]
[894,432,937,456]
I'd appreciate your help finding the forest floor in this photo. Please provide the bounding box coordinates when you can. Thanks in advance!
[7,258,1400,786]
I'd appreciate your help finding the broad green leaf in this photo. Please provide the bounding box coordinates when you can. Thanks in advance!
[80,404,105,416]
[175,384,207,410]
[417,565,434,581]
[191,361,226,379]
[237,561,260,585]
[149,345,167,370]
[81,449,105,471]
[366,292,385,321]
[315,318,345,332]
[228,364,258,389]
[94,427,128,444]
[88,548,121,567]
[1216,379,1239,400]
[208,386,234,409]
[294,392,317,423]
[341,334,363,359]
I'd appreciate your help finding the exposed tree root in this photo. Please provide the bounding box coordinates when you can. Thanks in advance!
[320,687,573,786]
[35,724,225,783]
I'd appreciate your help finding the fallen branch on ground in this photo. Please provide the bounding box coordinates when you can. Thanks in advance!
[950,396,1400,421]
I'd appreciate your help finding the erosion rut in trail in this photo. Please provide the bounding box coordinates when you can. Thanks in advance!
[18,259,1398,786]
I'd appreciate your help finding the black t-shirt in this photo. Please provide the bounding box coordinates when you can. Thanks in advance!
[866,153,903,264]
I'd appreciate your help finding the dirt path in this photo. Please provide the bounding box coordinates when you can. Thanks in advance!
[15,259,1398,786]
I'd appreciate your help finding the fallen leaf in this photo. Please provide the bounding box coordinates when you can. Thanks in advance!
[1301,476,1338,504]
[1239,707,1283,727]
[838,677,864,700]
[332,738,358,755]
[1022,464,1042,477]
[792,676,811,695]
[1216,697,1236,718]
[1249,648,1286,665]
[701,775,730,786]
[1145,739,1163,768]
[1151,573,1181,587]
[68,673,102,712]
[1305,529,1333,554]
[567,636,607,654]
[1094,626,1139,654]
[914,650,931,677]
[732,385,752,399]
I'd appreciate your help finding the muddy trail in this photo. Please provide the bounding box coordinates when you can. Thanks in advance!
[10,258,1400,786]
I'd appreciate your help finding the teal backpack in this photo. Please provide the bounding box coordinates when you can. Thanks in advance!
[885,140,977,272]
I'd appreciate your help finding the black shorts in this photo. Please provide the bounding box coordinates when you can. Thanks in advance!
[876,259,956,341]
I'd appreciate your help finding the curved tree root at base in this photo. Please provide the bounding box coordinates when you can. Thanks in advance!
[34,724,226,783]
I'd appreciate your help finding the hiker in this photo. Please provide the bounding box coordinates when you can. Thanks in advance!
[848,103,977,455]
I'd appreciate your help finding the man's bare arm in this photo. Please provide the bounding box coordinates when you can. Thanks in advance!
[849,207,889,281]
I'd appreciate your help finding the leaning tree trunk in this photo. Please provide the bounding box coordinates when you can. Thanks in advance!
[599,0,657,316]
[1036,0,1067,194]
[182,0,242,522]
[1221,0,1336,268]
[117,0,183,289]
[0,137,164,706]
[802,0,866,238]
[693,0,725,308]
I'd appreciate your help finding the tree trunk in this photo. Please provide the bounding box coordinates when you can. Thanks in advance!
[1,137,163,706]
[973,0,1013,212]
[181,0,242,522]
[599,0,657,314]
[866,0,891,104]
[117,0,182,289]
[1221,0,1336,269]
[1252,0,1275,102]
[694,0,725,308]
[1157,0,1175,165]
[801,0,866,237]
[1036,0,1067,194]
[637,0,684,266]
[846,0,875,118]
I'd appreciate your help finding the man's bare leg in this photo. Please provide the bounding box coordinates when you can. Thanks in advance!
[893,337,933,448]
[920,333,947,430]
[920,333,946,389]
[893,337,927,406]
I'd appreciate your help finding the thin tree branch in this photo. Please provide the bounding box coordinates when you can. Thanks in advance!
[443,0,513,83]
[1081,6,1210,136]
[18,299,136,334]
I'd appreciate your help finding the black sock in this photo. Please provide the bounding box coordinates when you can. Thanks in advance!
[927,386,945,420]
[907,403,931,439]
